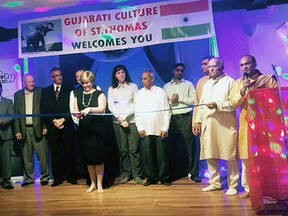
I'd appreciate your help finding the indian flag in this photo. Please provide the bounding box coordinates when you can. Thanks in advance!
[159,0,215,41]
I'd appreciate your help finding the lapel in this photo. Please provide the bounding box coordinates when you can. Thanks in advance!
[0,98,5,113]
[32,87,40,111]
[49,85,57,101]
[19,89,26,113]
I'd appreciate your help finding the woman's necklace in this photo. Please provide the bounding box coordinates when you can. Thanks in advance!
[82,91,93,107]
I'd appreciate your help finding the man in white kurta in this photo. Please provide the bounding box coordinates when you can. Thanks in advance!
[135,71,171,186]
[195,57,239,196]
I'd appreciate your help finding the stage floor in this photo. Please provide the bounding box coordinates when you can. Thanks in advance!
[0,176,262,216]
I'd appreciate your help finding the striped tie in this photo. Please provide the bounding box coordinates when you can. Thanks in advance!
[55,85,59,100]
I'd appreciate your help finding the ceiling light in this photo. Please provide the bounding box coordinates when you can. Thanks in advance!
[3,1,24,8]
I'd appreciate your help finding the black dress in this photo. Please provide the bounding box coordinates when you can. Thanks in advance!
[77,90,105,165]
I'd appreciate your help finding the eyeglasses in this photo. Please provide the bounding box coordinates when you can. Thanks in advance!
[175,69,184,72]
[208,65,219,69]
[52,73,62,78]
[240,62,252,67]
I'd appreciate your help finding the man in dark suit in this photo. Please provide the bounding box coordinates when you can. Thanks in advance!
[42,67,77,187]
[14,74,49,187]
[0,82,14,189]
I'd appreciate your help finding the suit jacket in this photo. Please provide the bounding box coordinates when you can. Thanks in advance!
[0,97,14,140]
[14,86,46,140]
[41,84,74,132]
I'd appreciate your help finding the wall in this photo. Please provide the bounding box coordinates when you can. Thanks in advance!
[214,4,288,86]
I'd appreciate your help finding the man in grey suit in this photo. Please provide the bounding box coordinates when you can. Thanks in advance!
[14,74,49,186]
[0,82,14,189]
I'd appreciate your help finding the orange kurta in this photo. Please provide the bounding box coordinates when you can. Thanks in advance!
[192,75,210,125]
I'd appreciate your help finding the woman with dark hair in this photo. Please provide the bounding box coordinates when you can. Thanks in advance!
[108,65,143,184]
[73,71,106,193]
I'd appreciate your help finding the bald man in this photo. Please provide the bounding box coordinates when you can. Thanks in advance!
[14,74,49,186]
[194,57,239,196]
[230,55,278,198]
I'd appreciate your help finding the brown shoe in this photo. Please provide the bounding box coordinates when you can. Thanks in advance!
[239,192,250,199]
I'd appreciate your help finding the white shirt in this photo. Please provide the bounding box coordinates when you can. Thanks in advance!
[135,85,171,136]
[54,84,61,92]
[108,82,138,124]
[163,79,195,115]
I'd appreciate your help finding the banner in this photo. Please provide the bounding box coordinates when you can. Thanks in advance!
[18,0,215,58]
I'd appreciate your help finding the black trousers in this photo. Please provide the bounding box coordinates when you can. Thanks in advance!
[47,128,77,182]
[141,135,170,182]
[168,114,199,179]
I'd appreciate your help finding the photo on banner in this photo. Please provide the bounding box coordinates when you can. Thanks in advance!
[20,19,63,53]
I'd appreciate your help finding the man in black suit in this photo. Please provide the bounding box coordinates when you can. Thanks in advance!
[42,67,77,187]
[14,74,49,187]
[0,82,14,190]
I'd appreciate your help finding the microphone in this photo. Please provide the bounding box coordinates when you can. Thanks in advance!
[243,72,250,90]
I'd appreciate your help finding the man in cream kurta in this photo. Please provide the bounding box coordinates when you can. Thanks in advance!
[135,71,171,186]
[195,57,239,196]
[230,55,278,198]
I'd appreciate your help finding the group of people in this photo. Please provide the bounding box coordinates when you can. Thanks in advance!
[193,55,278,198]
[108,64,201,187]
[0,55,278,198]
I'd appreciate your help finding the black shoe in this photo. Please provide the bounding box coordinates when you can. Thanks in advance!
[161,181,171,186]
[143,180,158,186]
[40,181,49,186]
[190,175,202,183]
[21,181,34,187]
[67,179,77,185]
[3,184,14,190]
[120,176,130,184]
[51,180,63,187]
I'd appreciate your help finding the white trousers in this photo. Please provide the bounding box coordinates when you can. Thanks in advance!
[207,159,239,189]
[241,159,249,192]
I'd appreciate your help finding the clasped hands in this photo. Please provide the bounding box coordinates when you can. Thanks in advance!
[53,118,65,129]
[117,116,129,128]
[138,130,167,140]
[171,93,179,104]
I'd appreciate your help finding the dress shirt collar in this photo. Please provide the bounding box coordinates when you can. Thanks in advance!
[116,82,128,89]
[144,85,155,91]
[169,78,185,85]
[24,89,33,94]
[247,69,262,81]
[212,73,225,81]
[54,83,61,91]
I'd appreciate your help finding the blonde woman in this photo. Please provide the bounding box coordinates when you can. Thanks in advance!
[74,71,106,193]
